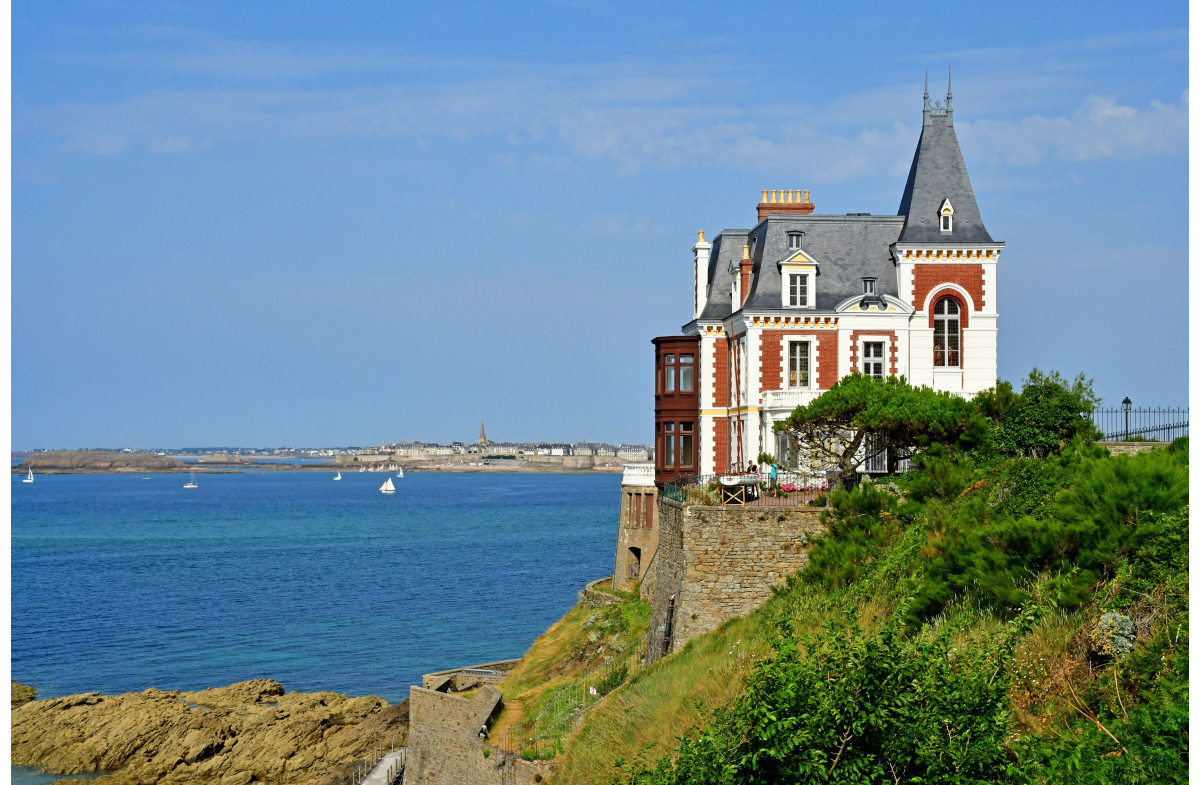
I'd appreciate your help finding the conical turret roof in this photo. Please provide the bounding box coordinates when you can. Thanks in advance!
[897,85,993,243]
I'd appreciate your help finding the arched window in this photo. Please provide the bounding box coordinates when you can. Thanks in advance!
[933,296,960,367]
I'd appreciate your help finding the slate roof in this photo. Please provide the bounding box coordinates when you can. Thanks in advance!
[692,95,994,325]
[745,215,904,312]
[698,229,748,321]
[896,112,993,243]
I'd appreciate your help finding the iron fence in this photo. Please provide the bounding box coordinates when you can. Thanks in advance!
[1090,407,1188,442]
[662,474,824,508]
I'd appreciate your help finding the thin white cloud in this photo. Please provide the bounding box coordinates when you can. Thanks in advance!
[19,28,1188,177]
[961,92,1188,166]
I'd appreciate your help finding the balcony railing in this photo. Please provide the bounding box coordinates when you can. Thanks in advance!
[621,461,656,487]
[662,473,825,508]
[761,389,821,411]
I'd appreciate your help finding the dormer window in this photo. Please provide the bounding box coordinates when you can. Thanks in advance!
[788,273,809,307]
[862,277,876,295]
[787,232,803,250]
[779,251,817,309]
[939,198,954,232]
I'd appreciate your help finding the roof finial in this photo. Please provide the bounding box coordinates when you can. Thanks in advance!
[922,69,932,126]
[945,64,954,125]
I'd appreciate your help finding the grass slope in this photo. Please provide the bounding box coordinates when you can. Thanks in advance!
[550,440,1188,784]
[491,584,650,743]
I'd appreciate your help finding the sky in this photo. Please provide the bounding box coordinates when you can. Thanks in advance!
[10,1,1190,449]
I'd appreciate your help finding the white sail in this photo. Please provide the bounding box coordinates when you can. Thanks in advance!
[380,477,395,494]
[23,469,33,483]
[334,472,342,481]
[396,467,404,478]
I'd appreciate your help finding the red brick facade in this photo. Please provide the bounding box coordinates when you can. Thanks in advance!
[757,330,839,393]
[848,330,899,376]
[912,264,985,311]
[714,417,729,475]
[711,337,730,475]
[713,337,729,408]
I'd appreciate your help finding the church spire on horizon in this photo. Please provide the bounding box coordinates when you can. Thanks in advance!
[479,419,488,446]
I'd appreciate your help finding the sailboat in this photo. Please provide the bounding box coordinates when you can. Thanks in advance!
[22,468,34,483]
[334,471,342,481]
[379,477,396,494]
[183,472,198,489]
[396,467,405,478]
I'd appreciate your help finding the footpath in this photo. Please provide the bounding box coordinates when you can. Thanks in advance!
[360,748,406,785]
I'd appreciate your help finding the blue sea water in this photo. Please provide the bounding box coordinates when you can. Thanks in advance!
[11,471,619,706]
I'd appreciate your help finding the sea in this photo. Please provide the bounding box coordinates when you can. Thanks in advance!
[11,469,619,773]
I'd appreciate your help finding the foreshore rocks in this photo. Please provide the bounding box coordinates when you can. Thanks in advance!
[12,680,37,707]
[11,679,408,785]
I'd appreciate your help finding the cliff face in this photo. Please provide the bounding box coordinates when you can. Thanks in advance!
[11,679,408,785]
[16,450,190,473]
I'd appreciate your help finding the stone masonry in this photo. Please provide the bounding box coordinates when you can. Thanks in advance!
[612,462,660,592]
[648,498,827,650]
[406,686,553,785]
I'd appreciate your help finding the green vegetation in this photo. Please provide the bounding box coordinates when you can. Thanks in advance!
[547,370,1188,785]
[491,588,651,744]
[774,373,982,490]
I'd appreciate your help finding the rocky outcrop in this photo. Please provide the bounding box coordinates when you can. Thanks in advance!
[11,679,408,785]
[12,680,37,707]
[15,450,190,473]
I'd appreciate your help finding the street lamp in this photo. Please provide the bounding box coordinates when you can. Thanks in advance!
[1122,397,1132,441]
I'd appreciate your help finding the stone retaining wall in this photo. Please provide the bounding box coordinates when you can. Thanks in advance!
[420,660,520,692]
[578,577,621,608]
[406,686,553,785]
[1100,441,1169,456]
[648,499,827,652]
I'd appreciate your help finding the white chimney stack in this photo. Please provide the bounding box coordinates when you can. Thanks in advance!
[692,230,711,320]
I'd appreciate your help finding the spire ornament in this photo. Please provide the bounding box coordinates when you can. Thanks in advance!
[946,64,954,125]
[923,69,931,125]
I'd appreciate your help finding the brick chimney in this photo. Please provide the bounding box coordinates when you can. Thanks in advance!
[739,242,753,307]
[756,189,814,222]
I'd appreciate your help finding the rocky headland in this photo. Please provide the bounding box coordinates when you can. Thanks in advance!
[14,450,192,474]
[10,679,408,785]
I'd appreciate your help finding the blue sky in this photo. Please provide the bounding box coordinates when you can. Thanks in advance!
[11,1,1189,449]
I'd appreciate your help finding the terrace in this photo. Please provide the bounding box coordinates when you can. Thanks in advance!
[661,472,826,508]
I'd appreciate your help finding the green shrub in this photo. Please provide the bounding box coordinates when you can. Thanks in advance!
[612,606,1032,785]
[912,445,1189,619]
[800,483,915,590]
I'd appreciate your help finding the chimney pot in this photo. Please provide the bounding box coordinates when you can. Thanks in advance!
[697,230,705,242]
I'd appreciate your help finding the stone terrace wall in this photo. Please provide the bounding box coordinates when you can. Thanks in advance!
[649,499,827,652]
[647,499,686,655]
[1100,441,1169,456]
[420,660,520,691]
[579,577,621,608]
[406,686,553,785]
